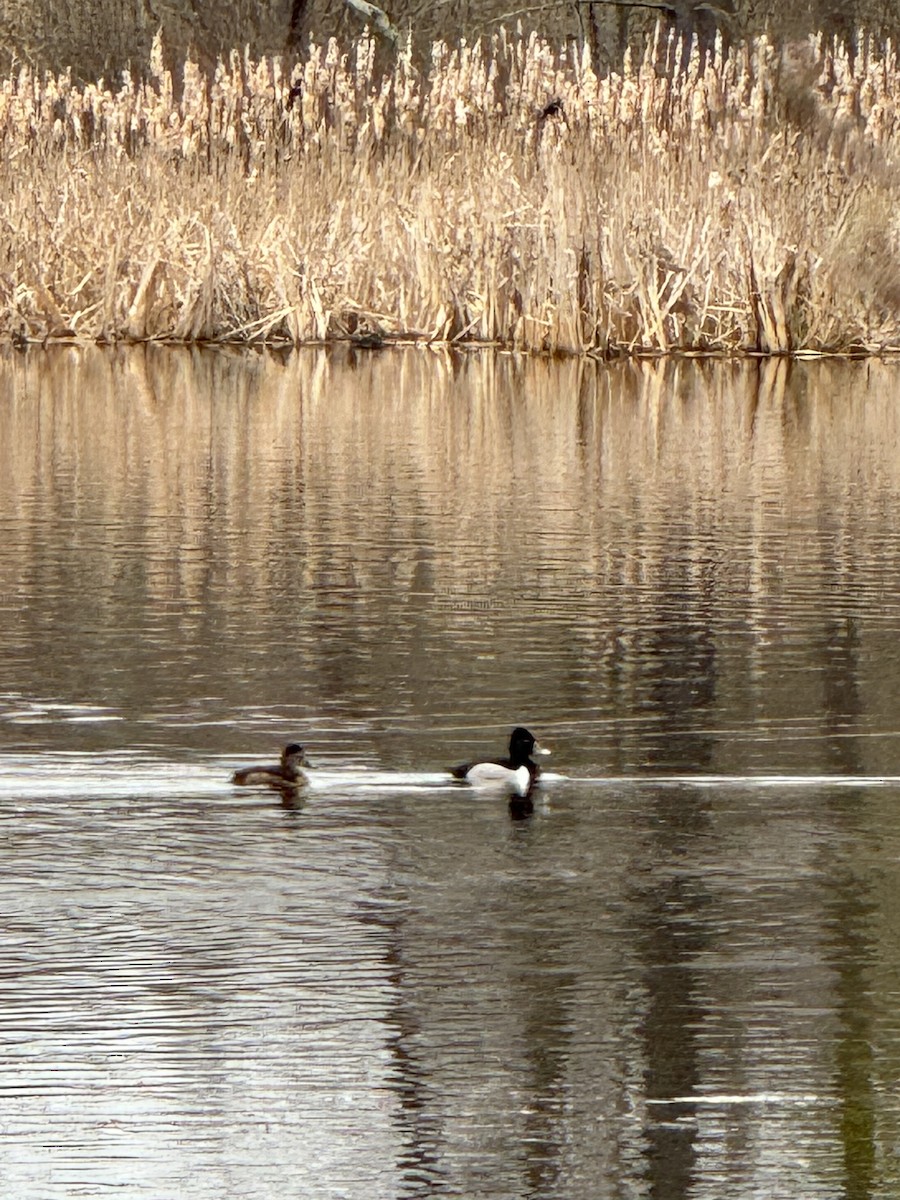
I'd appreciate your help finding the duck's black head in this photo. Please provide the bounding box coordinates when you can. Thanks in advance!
[508,727,537,765]
[508,726,552,770]
[282,743,312,769]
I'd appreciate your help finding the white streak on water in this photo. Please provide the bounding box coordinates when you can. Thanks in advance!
[2,755,900,801]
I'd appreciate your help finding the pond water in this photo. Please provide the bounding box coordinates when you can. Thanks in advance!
[2,345,900,1198]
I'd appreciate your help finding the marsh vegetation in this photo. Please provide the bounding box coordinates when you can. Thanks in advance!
[0,28,898,354]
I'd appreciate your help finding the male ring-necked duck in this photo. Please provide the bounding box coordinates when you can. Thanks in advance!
[450,726,550,792]
[232,743,312,788]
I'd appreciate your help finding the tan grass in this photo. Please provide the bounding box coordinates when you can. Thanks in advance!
[0,28,899,354]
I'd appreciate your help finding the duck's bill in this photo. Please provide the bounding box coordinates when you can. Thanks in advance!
[534,742,551,757]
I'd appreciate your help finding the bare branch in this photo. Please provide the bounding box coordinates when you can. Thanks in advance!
[344,0,401,44]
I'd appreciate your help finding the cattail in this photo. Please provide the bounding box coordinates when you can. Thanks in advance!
[0,31,897,352]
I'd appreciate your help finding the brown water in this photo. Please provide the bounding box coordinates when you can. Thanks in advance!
[2,345,900,1198]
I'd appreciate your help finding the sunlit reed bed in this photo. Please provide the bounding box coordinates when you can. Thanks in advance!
[0,28,899,354]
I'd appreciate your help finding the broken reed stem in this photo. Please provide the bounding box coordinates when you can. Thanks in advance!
[0,28,899,354]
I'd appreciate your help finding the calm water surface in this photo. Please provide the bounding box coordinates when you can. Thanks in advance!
[2,346,900,1198]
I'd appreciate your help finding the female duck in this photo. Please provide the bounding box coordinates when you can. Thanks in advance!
[450,726,550,793]
[232,743,312,789]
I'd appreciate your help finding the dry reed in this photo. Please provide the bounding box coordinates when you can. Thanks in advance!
[0,27,899,354]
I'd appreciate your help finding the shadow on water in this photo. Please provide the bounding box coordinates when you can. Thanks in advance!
[820,606,876,1200]
[356,891,450,1197]
[623,489,719,1195]
[635,634,716,1197]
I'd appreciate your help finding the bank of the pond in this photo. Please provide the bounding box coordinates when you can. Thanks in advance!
[0,29,899,355]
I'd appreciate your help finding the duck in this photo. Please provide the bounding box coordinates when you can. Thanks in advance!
[232,743,312,789]
[450,726,550,793]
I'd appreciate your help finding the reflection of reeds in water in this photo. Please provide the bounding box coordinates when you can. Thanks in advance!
[0,30,899,352]
[3,347,900,770]
[2,347,900,590]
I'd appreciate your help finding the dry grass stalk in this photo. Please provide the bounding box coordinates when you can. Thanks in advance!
[0,28,898,353]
